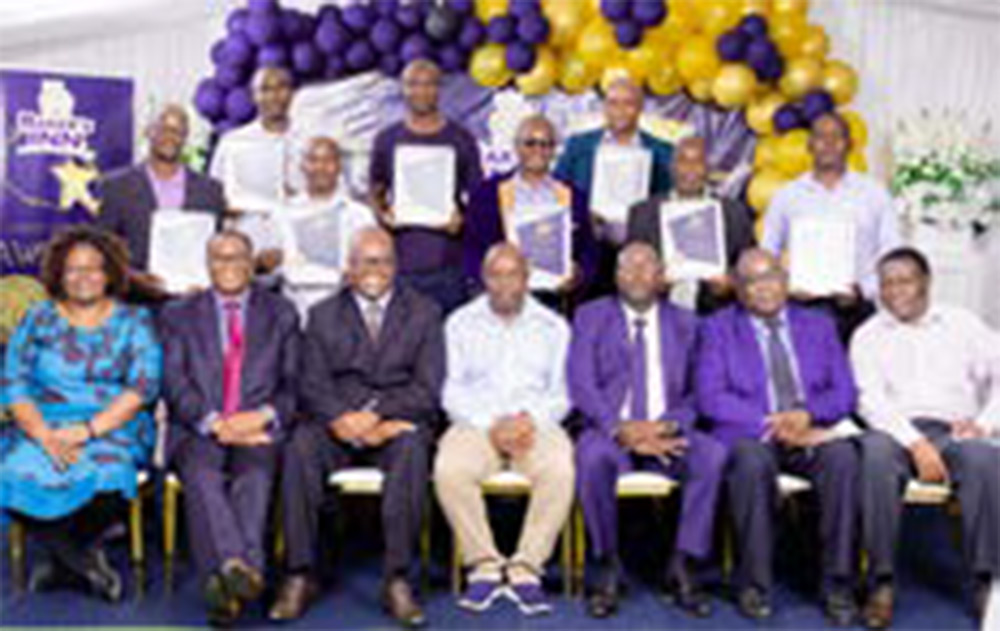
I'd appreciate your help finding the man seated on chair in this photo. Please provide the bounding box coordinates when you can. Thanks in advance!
[434,243,575,616]
[851,246,1000,628]
[160,230,300,626]
[270,227,445,628]
[570,241,726,619]
[695,248,860,625]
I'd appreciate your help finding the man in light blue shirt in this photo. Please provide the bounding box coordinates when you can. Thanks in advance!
[434,243,574,617]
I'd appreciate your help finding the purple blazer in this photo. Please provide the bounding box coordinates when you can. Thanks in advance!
[694,304,857,448]
[569,296,698,437]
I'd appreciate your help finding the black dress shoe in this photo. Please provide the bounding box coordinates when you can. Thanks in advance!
[663,560,713,618]
[382,577,427,628]
[204,572,241,627]
[973,577,992,620]
[29,558,78,593]
[221,557,264,603]
[862,583,894,630]
[269,574,319,622]
[83,549,123,603]
[738,587,773,621]
[586,566,620,619]
[825,587,858,627]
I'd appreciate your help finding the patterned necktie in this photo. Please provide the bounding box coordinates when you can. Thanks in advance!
[764,317,800,412]
[364,299,382,343]
[629,317,648,420]
[222,300,244,415]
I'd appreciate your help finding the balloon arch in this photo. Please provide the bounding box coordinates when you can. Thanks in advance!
[194,0,870,227]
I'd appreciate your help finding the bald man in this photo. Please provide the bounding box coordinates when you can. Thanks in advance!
[627,136,756,314]
[554,78,675,297]
[272,227,444,627]
[98,104,225,297]
[369,60,483,314]
[436,243,575,615]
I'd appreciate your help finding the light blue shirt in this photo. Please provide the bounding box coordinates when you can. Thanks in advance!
[443,295,570,430]
[762,170,900,299]
[749,309,804,414]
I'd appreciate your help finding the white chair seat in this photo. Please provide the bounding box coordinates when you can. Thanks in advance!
[778,473,813,496]
[903,480,952,505]
[480,470,532,493]
[617,471,678,498]
[328,467,384,494]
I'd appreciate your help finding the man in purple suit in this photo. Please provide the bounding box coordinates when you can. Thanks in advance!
[696,248,860,625]
[570,242,727,619]
[160,230,300,626]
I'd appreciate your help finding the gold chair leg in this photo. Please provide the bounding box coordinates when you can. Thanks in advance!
[163,476,179,590]
[9,520,26,592]
[560,518,573,598]
[129,491,145,593]
[420,498,432,593]
[451,536,462,596]
[573,504,586,597]
[272,497,285,565]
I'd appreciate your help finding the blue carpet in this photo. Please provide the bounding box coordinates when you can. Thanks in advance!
[0,501,978,629]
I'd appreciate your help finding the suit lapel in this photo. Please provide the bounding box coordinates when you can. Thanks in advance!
[242,288,267,397]
[657,301,677,409]
[196,292,224,409]
[734,307,769,396]
[134,167,157,212]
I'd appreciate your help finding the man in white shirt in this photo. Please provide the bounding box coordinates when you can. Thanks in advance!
[434,243,574,616]
[763,112,900,341]
[852,246,1000,629]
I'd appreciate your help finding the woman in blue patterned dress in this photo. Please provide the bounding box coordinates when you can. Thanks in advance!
[1,226,162,602]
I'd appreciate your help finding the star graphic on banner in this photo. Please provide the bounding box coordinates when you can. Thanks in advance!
[51,159,100,216]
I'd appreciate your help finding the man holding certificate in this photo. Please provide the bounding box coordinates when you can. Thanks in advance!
[98,104,225,301]
[369,60,483,314]
[464,115,597,310]
[628,136,756,314]
[763,112,900,341]
[554,78,674,296]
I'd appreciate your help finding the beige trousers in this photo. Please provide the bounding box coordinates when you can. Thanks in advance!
[433,424,575,584]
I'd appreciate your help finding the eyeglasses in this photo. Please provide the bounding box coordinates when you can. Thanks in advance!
[519,138,556,149]
[64,265,105,277]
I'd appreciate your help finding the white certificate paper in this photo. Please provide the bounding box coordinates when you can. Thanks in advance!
[392,145,456,227]
[509,203,572,291]
[659,199,727,280]
[279,207,347,286]
[224,136,289,211]
[789,216,857,295]
[590,146,652,224]
[149,210,216,293]
[234,210,285,253]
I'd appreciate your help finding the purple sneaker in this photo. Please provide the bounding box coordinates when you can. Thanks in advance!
[458,579,504,612]
[507,582,553,616]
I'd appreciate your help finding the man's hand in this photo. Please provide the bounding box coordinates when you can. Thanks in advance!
[832,284,861,308]
[442,208,463,235]
[619,421,680,456]
[329,410,381,443]
[37,429,78,471]
[558,264,582,294]
[952,419,988,441]
[213,411,274,446]
[704,274,734,298]
[359,420,416,448]
[256,248,284,274]
[490,414,536,459]
[909,438,949,483]
[767,410,812,445]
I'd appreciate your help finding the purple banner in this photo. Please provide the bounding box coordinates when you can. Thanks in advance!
[1,70,132,276]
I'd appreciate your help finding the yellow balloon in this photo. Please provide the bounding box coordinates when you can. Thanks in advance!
[516,47,558,96]
[559,54,599,94]
[779,56,823,99]
[712,63,759,108]
[799,24,830,59]
[676,35,721,84]
[648,64,683,96]
[770,13,808,58]
[642,20,685,55]
[600,65,635,92]
[746,92,787,136]
[475,0,508,22]
[542,0,586,50]
[622,42,660,84]
[470,44,513,88]
[772,0,810,18]
[775,129,813,176]
[822,60,859,105]
[698,1,742,38]
[754,136,782,170]
[841,110,869,147]
[741,0,773,17]
[848,148,868,172]
[748,169,791,212]
[688,78,714,102]
[577,17,618,68]
[668,0,701,31]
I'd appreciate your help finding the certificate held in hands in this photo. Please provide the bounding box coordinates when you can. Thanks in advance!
[788,216,857,295]
[511,204,572,291]
[279,209,346,286]
[590,145,652,224]
[392,145,456,228]
[223,136,289,211]
[149,210,216,294]
[658,199,727,280]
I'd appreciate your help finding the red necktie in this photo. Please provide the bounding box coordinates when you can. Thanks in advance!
[222,300,244,416]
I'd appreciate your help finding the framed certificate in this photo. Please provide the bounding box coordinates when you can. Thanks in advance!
[589,145,652,224]
[789,216,857,295]
[149,209,216,293]
[392,145,456,228]
[659,199,727,280]
[223,136,290,211]
[510,204,572,291]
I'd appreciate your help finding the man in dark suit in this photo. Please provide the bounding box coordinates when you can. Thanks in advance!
[270,227,445,628]
[627,136,756,314]
[570,242,726,619]
[695,248,860,625]
[98,104,226,295]
[160,230,300,625]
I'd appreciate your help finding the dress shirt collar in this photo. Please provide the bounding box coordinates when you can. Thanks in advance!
[352,289,393,314]
[213,288,250,312]
[803,169,858,193]
[749,307,790,335]
[513,169,556,192]
[601,128,642,148]
[879,303,946,330]
[620,299,659,330]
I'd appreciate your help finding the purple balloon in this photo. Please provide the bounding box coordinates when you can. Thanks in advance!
[324,55,347,80]
[214,63,249,89]
[345,40,377,71]
[247,0,278,15]
[317,4,341,24]
[438,44,467,72]
[341,4,375,36]
[448,0,475,14]
[632,1,667,27]
[214,119,239,137]
[615,20,642,49]
[517,13,549,45]
[746,38,776,71]
[401,33,435,63]
[257,44,290,68]
[226,8,248,35]
[505,41,536,73]
[396,4,425,31]
[225,87,256,124]
[210,39,228,65]
[457,18,486,51]
[379,53,404,76]
[773,104,805,133]
[194,78,226,121]
[371,18,402,54]
[802,90,836,121]
[245,11,282,46]
[281,10,309,42]
[601,0,631,22]
[717,30,750,62]
[315,17,352,55]
[509,0,541,19]
[486,16,516,44]
[739,15,769,39]
[759,56,784,82]
[292,41,323,76]
[220,32,254,66]
[372,0,399,17]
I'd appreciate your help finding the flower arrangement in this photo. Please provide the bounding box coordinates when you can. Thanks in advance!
[892,109,1000,232]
